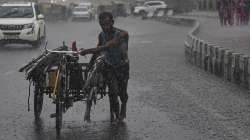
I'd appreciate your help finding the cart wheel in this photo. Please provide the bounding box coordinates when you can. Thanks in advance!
[56,93,63,136]
[34,87,44,119]
[56,73,66,136]
[84,86,96,122]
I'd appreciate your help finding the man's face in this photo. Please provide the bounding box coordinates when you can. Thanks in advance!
[99,17,113,33]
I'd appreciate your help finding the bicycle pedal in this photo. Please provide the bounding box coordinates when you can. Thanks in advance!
[50,113,56,118]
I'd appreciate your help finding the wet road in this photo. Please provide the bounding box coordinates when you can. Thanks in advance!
[1,17,250,140]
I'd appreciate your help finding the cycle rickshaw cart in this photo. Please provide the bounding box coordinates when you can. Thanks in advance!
[19,43,107,136]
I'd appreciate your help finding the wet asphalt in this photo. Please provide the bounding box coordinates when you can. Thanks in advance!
[1,17,250,140]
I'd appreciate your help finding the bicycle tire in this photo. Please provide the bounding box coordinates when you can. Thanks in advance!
[34,86,44,119]
[56,76,64,136]
[56,90,63,136]
[84,86,97,122]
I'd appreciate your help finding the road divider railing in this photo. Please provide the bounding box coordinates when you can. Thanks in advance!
[154,15,250,89]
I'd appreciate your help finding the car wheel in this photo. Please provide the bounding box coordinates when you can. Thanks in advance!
[0,42,5,47]
[139,10,145,16]
[140,11,147,19]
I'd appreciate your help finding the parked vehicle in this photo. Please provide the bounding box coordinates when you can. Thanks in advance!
[39,3,68,22]
[78,2,94,16]
[72,6,93,21]
[133,1,167,16]
[0,2,46,47]
[78,2,94,10]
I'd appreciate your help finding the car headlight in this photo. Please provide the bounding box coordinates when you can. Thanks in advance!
[23,23,34,29]
[25,23,35,35]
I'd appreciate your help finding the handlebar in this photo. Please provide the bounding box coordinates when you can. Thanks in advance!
[46,49,79,54]
[44,41,81,54]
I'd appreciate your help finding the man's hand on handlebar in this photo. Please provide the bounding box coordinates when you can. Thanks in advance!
[79,48,90,56]
[79,47,105,56]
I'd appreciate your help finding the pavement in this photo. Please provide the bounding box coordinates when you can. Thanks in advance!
[181,11,218,18]
[181,11,250,56]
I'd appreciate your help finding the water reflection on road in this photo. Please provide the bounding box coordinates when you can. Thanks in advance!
[32,118,129,140]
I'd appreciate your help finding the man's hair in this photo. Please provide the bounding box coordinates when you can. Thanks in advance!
[98,12,113,21]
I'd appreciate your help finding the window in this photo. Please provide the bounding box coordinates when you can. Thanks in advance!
[0,6,34,18]
[147,2,162,6]
[34,4,41,16]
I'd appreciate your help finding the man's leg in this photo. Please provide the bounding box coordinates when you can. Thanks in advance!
[106,71,120,122]
[119,79,128,121]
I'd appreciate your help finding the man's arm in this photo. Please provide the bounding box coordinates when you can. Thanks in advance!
[80,31,129,56]
[101,31,128,48]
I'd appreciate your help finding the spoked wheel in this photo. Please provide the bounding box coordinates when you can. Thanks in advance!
[34,86,44,119]
[56,72,66,136]
[56,93,63,136]
[84,86,97,122]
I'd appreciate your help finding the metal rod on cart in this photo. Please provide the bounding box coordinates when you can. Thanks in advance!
[46,49,79,54]
[44,41,79,54]
[52,69,60,97]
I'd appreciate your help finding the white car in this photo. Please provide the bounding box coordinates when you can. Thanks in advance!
[134,1,167,15]
[79,2,94,16]
[0,2,46,47]
[78,2,93,9]
[72,6,93,21]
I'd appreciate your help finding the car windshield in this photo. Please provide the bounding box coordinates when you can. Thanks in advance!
[147,2,161,6]
[0,6,34,18]
[74,7,88,12]
[79,3,91,7]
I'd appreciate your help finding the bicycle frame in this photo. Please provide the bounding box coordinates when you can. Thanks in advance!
[45,47,78,96]
[45,47,85,136]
